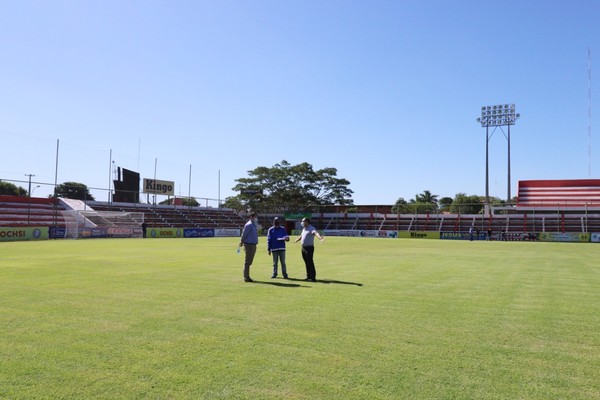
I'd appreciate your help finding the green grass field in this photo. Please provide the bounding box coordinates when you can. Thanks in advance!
[1,237,600,399]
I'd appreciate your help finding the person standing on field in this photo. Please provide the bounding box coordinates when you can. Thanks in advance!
[294,217,324,282]
[267,217,289,279]
[239,212,259,282]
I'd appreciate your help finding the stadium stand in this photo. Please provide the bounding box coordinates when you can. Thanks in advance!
[4,189,600,236]
[0,195,66,227]
[86,201,245,229]
[517,179,600,209]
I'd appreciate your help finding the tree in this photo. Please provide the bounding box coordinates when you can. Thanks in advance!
[409,190,439,213]
[54,182,95,201]
[223,160,354,214]
[408,201,437,213]
[0,181,27,196]
[221,196,245,212]
[438,197,453,212]
[414,190,438,204]
[450,193,482,214]
[391,197,411,214]
[489,196,507,207]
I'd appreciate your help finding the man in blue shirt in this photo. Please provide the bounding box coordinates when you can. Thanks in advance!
[239,212,259,282]
[267,217,290,279]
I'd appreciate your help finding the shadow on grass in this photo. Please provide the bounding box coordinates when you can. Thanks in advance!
[318,279,363,287]
[285,278,363,287]
[250,280,306,288]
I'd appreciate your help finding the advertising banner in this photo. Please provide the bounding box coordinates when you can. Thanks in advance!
[80,228,108,238]
[359,230,380,237]
[359,230,398,238]
[284,212,312,220]
[537,232,590,243]
[323,230,361,237]
[107,227,135,238]
[379,230,399,238]
[591,233,600,243]
[215,228,241,237]
[49,227,67,239]
[147,228,183,238]
[440,232,471,240]
[0,227,49,242]
[398,231,440,239]
[184,228,214,238]
[143,178,175,196]
[320,230,397,238]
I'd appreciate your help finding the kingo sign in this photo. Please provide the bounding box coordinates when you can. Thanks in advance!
[143,178,175,196]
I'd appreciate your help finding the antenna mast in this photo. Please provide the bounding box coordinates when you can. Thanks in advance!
[588,47,592,177]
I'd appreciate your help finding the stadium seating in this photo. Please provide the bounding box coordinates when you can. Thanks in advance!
[4,195,600,236]
[517,179,600,209]
[86,201,245,229]
[0,195,66,227]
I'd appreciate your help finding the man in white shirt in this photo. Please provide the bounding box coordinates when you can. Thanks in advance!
[294,218,324,282]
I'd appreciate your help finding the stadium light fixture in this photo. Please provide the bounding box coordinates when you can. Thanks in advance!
[477,104,520,127]
[477,104,520,209]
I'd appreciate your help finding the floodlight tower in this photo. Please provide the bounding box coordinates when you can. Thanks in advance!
[477,104,520,209]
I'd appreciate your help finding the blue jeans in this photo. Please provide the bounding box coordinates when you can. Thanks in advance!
[272,250,287,277]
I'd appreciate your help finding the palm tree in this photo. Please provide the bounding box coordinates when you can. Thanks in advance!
[414,190,438,205]
[409,190,439,214]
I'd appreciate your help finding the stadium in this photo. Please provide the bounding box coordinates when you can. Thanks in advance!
[2,2,600,399]
[2,176,600,242]
[2,102,600,399]
[2,162,600,399]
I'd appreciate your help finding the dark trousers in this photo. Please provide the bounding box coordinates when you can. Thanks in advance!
[302,245,316,279]
[243,243,257,279]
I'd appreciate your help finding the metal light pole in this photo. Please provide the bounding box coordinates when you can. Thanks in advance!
[507,123,512,201]
[485,125,490,207]
[477,104,520,211]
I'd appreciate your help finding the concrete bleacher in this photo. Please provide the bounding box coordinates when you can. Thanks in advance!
[6,195,600,235]
[0,195,66,227]
[86,201,245,229]
[517,179,600,210]
[309,211,600,235]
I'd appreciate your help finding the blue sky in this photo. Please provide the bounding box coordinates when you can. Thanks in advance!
[1,0,599,205]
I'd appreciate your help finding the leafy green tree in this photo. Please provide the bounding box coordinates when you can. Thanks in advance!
[489,196,506,207]
[54,182,95,201]
[224,160,353,214]
[0,181,27,196]
[409,190,439,213]
[221,196,245,212]
[450,193,483,214]
[414,190,438,204]
[391,197,411,213]
[439,197,453,212]
[408,202,437,213]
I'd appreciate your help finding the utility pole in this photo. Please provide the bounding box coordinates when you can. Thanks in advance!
[25,174,35,225]
[25,174,35,197]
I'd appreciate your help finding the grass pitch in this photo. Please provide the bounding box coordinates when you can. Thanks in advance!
[1,237,600,399]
